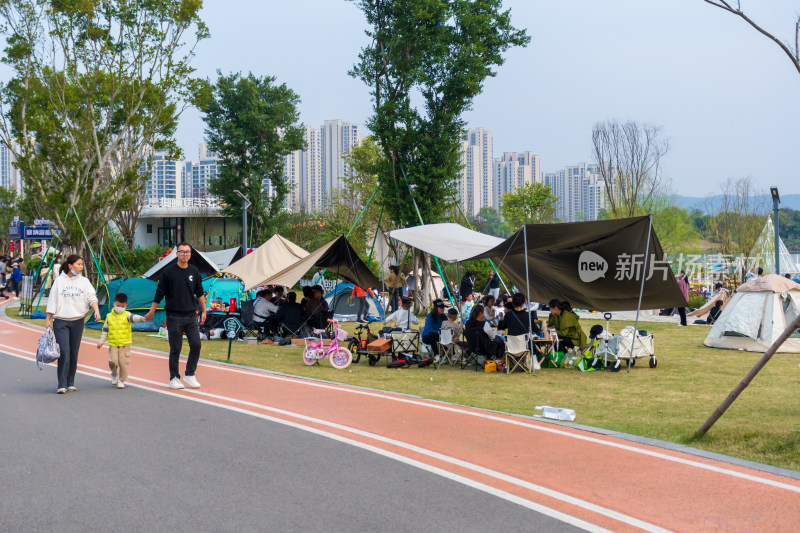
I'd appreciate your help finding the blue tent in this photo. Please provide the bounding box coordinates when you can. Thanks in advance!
[85,278,165,331]
[203,276,249,309]
[325,283,384,322]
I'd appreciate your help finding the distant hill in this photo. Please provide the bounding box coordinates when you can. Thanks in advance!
[672,194,800,214]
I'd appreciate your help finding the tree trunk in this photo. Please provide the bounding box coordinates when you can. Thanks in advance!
[420,251,432,309]
[412,248,421,313]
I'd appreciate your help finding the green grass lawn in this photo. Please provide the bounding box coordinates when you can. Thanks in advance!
[12,308,799,471]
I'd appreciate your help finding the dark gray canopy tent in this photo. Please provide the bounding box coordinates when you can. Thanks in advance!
[465,216,685,311]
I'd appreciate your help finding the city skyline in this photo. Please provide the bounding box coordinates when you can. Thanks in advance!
[169,0,799,197]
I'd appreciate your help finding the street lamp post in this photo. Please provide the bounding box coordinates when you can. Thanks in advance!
[233,189,251,255]
[770,187,780,276]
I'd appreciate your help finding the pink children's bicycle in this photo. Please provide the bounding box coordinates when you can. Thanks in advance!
[302,319,353,369]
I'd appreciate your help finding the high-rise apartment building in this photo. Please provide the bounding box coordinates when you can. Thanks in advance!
[459,128,494,216]
[494,152,541,207]
[544,163,608,222]
[0,142,22,195]
[182,144,218,199]
[144,150,181,200]
[321,120,362,194]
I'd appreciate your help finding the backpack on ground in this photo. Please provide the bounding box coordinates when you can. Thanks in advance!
[36,327,60,370]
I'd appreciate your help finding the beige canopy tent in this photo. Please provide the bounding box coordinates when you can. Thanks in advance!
[258,235,380,290]
[704,274,800,352]
[688,290,729,321]
[222,234,309,291]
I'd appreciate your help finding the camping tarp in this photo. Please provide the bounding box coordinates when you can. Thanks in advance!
[325,283,384,322]
[222,235,309,291]
[386,223,505,263]
[203,247,244,270]
[85,277,165,331]
[142,247,219,281]
[464,216,685,311]
[704,274,800,352]
[259,235,380,290]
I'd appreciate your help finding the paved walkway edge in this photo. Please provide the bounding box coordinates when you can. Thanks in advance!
[5,304,798,481]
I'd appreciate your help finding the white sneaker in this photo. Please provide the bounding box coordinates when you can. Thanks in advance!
[67,386,77,392]
[183,375,201,389]
[57,388,66,394]
[117,381,125,389]
[169,377,184,389]
[111,376,118,385]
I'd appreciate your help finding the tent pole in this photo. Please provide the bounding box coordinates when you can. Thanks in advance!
[346,186,380,239]
[33,208,70,314]
[523,225,535,376]
[380,231,386,320]
[629,215,653,373]
[695,312,800,436]
[366,206,384,268]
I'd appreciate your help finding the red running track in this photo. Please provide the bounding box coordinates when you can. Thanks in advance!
[3,301,798,532]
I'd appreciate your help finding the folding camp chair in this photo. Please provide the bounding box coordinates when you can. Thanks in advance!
[390,331,420,368]
[504,334,531,374]
[436,329,458,369]
[462,330,491,371]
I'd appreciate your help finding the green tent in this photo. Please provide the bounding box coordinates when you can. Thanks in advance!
[85,277,165,331]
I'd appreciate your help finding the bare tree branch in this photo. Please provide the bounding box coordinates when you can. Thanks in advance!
[703,0,800,76]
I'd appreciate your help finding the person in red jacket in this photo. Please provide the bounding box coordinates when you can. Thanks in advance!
[350,285,375,323]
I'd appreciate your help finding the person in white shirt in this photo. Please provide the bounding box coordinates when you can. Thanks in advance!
[383,297,418,331]
[311,267,325,287]
[253,288,278,337]
[45,254,101,394]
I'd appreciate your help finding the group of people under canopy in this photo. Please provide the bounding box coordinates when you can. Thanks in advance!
[416,289,587,367]
[249,284,330,340]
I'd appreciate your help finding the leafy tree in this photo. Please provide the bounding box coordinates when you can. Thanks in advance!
[650,202,699,255]
[348,0,528,309]
[198,72,305,244]
[0,0,207,257]
[472,207,512,238]
[0,186,19,252]
[500,182,558,231]
[348,0,529,228]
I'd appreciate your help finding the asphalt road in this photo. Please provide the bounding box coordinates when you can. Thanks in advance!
[0,353,582,533]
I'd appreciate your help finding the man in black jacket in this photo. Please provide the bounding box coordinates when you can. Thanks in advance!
[483,270,500,301]
[459,270,475,302]
[145,242,206,390]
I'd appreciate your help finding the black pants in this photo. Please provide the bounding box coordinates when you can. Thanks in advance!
[389,288,402,313]
[678,307,687,326]
[166,314,201,380]
[355,296,368,321]
[422,332,440,355]
[53,318,84,389]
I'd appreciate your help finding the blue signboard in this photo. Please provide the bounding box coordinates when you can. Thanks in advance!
[22,225,61,240]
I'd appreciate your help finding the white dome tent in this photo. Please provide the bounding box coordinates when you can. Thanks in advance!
[704,274,800,353]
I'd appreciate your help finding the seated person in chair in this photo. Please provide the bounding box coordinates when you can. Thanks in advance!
[460,293,475,322]
[253,288,278,336]
[271,286,286,306]
[305,285,329,330]
[276,291,305,337]
[382,297,418,334]
[549,301,586,351]
[482,295,499,326]
[421,299,446,353]
[441,308,464,339]
[498,292,540,336]
[464,305,504,361]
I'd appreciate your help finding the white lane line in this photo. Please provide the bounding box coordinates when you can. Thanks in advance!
[4,315,800,495]
[1,349,634,533]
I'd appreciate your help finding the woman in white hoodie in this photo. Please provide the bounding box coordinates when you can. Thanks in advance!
[46,255,101,394]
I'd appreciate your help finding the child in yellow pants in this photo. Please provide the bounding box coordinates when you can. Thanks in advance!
[97,293,145,389]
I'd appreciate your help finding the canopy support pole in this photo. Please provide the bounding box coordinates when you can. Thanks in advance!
[366,206,384,268]
[33,208,70,314]
[346,186,380,239]
[71,207,106,286]
[695,312,800,436]
[379,230,386,320]
[523,225,535,376]
[628,215,653,373]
